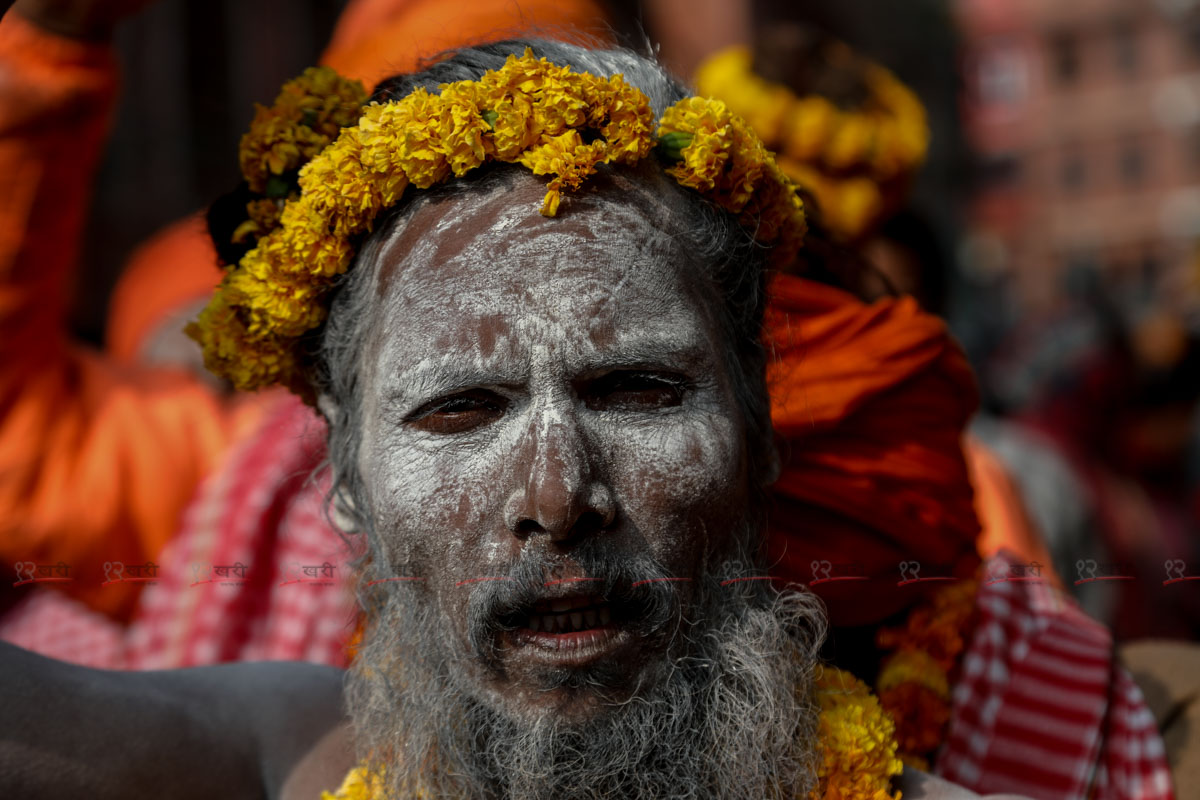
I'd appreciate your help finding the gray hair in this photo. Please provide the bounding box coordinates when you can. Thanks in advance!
[313,39,775,548]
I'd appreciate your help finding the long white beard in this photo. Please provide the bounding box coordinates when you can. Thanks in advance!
[348,550,826,800]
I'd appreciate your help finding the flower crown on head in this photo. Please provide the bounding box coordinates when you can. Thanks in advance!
[188,49,809,399]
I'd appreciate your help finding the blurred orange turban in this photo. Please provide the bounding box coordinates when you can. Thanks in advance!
[764,275,982,626]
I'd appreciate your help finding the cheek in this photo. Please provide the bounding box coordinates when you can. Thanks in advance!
[597,409,747,569]
[361,424,518,572]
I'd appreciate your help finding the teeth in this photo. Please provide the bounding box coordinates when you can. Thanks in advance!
[523,603,613,635]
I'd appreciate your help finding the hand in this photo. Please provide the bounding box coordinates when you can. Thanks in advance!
[11,0,160,41]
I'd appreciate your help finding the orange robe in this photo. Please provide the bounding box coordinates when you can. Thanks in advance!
[0,13,263,620]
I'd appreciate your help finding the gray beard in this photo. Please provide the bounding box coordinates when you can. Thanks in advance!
[347,546,827,800]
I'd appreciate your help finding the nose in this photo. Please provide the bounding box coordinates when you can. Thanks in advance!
[503,404,616,542]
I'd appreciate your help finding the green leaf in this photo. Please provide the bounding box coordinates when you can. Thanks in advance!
[481,109,499,129]
[265,175,291,199]
[655,131,693,163]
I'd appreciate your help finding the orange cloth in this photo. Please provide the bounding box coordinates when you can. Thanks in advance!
[323,0,610,87]
[764,276,982,626]
[105,213,221,362]
[964,434,1059,584]
[0,13,263,621]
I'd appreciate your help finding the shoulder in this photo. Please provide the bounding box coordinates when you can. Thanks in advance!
[143,659,348,799]
[280,722,355,800]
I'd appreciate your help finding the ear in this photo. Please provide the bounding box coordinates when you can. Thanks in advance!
[316,392,340,425]
[316,393,362,534]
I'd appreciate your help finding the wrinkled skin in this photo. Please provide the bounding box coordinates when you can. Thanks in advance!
[353,173,754,722]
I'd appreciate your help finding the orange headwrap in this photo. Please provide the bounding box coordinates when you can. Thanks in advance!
[764,274,982,626]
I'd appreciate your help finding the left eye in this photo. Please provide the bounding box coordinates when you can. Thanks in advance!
[405,389,507,434]
[582,371,688,411]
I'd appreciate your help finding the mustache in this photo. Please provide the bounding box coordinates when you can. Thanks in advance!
[465,542,684,668]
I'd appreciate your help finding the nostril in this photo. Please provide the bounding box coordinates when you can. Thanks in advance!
[514,518,545,538]
[573,510,608,536]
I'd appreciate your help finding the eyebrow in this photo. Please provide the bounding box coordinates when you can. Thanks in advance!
[383,362,529,410]
[381,336,716,409]
[569,338,715,377]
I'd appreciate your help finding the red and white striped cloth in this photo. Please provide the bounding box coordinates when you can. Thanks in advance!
[125,396,357,668]
[938,554,1174,799]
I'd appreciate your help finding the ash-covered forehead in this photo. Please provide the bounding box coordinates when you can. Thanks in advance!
[358,167,727,384]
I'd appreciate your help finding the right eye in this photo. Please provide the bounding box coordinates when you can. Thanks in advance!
[405,390,507,435]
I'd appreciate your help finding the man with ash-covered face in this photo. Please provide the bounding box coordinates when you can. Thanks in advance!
[332,90,822,800]
[0,38,1000,800]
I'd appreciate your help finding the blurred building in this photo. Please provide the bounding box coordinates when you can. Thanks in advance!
[956,0,1200,324]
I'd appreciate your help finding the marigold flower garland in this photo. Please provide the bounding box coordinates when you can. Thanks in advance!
[874,579,978,770]
[694,45,928,241]
[234,67,369,245]
[320,665,901,800]
[188,50,808,398]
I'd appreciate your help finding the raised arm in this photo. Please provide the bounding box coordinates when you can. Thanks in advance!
[0,2,255,621]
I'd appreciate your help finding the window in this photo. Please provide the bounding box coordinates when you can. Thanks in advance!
[1185,14,1200,62]
[976,43,1029,108]
[977,154,1023,190]
[1061,149,1087,192]
[1050,30,1080,84]
[1119,140,1147,186]
[1113,22,1139,77]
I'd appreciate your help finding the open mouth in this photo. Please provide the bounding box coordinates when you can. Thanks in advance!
[501,591,631,664]
[524,594,614,633]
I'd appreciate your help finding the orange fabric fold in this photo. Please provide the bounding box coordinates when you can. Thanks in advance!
[764,275,982,626]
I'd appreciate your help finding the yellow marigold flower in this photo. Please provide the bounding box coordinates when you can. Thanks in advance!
[693,46,791,144]
[588,74,655,165]
[360,89,452,189]
[693,44,928,240]
[228,257,328,339]
[232,198,285,245]
[518,129,605,216]
[825,114,875,172]
[877,650,950,699]
[435,83,490,176]
[782,97,837,164]
[810,666,903,800]
[485,93,537,160]
[301,125,404,237]
[187,291,301,393]
[255,201,356,280]
[321,765,390,800]
[659,97,771,215]
[238,67,367,194]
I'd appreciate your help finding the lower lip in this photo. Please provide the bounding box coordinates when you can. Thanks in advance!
[508,624,625,665]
